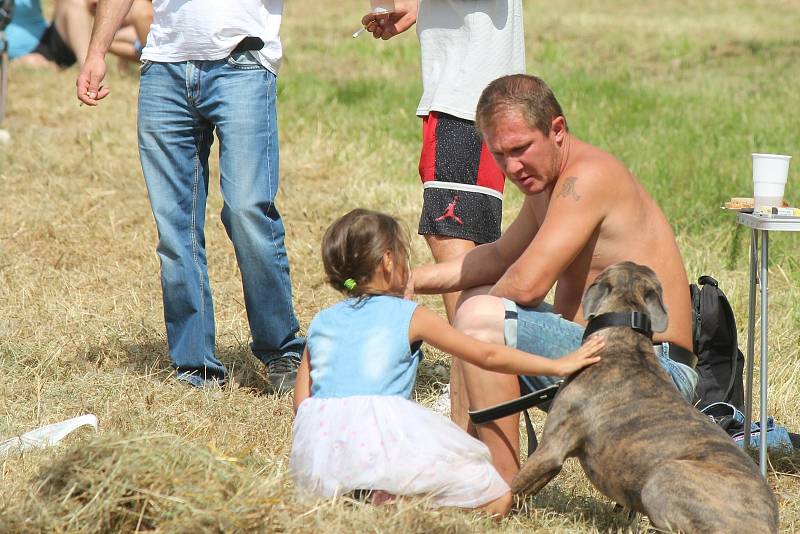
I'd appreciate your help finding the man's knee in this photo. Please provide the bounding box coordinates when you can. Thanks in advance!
[453,294,506,345]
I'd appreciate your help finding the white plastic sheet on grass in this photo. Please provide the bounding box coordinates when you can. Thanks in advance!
[0,414,98,457]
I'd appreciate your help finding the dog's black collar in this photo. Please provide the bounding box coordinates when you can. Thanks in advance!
[582,311,653,342]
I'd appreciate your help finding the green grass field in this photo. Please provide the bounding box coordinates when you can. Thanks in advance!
[1,0,799,531]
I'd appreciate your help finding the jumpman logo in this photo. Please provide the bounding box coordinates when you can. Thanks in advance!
[434,195,464,225]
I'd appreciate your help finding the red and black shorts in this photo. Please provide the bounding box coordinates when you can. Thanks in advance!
[418,111,505,244]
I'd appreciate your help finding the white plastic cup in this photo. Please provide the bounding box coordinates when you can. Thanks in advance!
[370,0,395,13]
[752,153,791,209]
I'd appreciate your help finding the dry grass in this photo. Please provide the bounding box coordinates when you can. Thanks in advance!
[1,0,799,532]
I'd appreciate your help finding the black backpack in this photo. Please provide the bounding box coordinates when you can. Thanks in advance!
[690,276,745,411]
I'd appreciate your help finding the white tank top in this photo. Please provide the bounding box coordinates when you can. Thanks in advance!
[141,0,283,74]
[416,0,525,121]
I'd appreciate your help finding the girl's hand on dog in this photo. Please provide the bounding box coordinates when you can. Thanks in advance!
[556,335,604,376]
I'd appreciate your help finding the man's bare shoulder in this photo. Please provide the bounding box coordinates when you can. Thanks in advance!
[553,162,610,203]
[559,141,636,195]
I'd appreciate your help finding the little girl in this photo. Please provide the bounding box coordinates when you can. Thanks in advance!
[290,209,603,517]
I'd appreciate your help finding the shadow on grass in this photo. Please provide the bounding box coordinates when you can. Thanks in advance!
[518,480,639,531]
[416,358,450,392]
[774,452,800,475]
[79,337,276,394]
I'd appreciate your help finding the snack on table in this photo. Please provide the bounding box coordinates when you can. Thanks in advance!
[724,197,788,210]
[724,197,754,209]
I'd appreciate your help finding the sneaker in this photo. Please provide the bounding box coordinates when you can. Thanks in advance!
[176,371,227,389]
[267,354,301,394]
[430,384,451,417]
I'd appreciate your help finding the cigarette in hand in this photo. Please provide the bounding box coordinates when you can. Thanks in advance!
[352,26,366,38]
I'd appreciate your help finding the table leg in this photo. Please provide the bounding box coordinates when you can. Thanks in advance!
[744,229,757,458]
[759,229,769,477]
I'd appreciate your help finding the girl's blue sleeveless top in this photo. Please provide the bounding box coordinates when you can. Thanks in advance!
[308,295,423,398]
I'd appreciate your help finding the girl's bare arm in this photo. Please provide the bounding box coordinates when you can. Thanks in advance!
[409,306,602,377]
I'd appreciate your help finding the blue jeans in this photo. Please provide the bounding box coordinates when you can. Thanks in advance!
[138,52,305,379]
[502,299,698,403]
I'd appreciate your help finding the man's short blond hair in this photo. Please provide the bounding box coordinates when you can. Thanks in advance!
[476,75,568,136]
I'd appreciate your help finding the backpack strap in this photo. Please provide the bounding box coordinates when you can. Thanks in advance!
[719,288,740,402]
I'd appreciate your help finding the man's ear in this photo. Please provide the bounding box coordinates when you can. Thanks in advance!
[582,281,609,321]
[551,116,567,143]
[645,290,669,333]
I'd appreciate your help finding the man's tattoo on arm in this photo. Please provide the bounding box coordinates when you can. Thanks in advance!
[558,176,581,201]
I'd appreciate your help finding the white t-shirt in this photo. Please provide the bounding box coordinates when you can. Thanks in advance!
[416,0,525,121]
[141,0,283,74]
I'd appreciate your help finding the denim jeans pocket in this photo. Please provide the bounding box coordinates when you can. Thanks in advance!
[139,59,154,75]
[226,51,264,70]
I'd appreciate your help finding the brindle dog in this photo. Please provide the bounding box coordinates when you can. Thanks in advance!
[512,262,778,533]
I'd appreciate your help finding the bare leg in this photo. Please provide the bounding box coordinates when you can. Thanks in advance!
[449,358,473,433]
[454,294,521,484]
[424,234,475,432]
[52,0,95,66]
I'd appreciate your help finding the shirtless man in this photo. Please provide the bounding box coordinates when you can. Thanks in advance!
[410,74,698,483]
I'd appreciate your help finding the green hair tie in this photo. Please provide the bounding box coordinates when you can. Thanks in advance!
[343,278,357,291]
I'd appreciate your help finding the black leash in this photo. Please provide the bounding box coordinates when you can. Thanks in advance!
[468,381,562,425]
[468,380,561,457]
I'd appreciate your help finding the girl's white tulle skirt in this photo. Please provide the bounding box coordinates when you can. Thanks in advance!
[290,395,509,508]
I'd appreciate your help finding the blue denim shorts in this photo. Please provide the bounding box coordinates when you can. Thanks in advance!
[503,299,698,403]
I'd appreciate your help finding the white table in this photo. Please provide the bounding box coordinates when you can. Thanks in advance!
[736,212,800,477]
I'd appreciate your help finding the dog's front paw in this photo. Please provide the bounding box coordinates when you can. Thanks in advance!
[510,457,562,496]
[510,464,542,495]
[509,475,532,495]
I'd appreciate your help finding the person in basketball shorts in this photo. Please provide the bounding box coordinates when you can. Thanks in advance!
[362,0,525,429]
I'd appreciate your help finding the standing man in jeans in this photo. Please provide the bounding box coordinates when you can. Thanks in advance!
[77,0,305,392]
[362,0,525,429]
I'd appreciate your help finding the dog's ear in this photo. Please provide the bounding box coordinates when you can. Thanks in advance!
[582,281,609,320]
[645,290,668,332]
